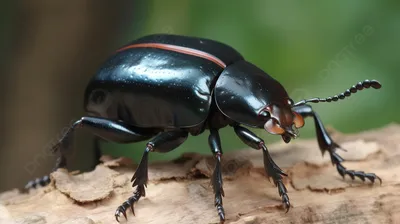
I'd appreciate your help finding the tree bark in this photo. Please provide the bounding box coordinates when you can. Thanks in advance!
[1,124,399,224]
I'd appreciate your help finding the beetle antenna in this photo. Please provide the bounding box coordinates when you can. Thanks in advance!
[293,79,381,107]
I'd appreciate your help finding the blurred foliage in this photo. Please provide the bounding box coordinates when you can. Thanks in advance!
[103,0,400,162]
[3,1,397,163]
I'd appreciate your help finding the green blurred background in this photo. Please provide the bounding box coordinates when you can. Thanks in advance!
[0,0,398,192]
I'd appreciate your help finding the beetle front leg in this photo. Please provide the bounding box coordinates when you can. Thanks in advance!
[208,129,225,223]
[115,130,188,222]
[233,125,290,212]
[293,104,382,184]
[24,116,154,190]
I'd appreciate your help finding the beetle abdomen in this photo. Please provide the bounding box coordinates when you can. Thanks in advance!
[85,46,224,128]
[122,34,244,67]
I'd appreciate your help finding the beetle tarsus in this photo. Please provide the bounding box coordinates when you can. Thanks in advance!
[208,129,226,223]
[24,121,78,191]
[217,204,225,224]
[261,143,291,211]
[277,181,290,212]
[115,130,188,220]
[115,185,145,222]
[212,156,225,223]
[115,147,149,221]
[24,153,67,190]
[331,151,382,185]
[24,175,51,190]
[293,104,382,185]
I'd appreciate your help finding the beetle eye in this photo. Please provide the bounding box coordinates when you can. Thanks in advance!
[90,89,107,104]
[264,118,285,135]
[287,98,294,106]
[293,112,305,128]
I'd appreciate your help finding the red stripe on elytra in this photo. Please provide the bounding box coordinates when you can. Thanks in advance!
[116,43,227,68]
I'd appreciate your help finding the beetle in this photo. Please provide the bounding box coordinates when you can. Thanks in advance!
[25,34,382,223]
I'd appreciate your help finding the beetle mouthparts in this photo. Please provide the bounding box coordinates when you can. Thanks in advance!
[285,125,299,139]
[280,126,298,143]
[282,134,291,143]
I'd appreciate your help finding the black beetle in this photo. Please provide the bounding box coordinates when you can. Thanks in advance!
[25,34,382,223]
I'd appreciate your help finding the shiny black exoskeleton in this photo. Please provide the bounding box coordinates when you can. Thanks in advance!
[25,34,382,223]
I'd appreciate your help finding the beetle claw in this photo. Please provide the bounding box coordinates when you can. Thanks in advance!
[115,206,127,222]
[217,204,225,223]
[115,185,145,221]
[276,181,291,213]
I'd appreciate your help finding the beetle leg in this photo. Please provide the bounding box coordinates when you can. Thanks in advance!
[24,175,52,190]
[233,125,290,212]
[115,130,188,222]
[293,104,382,184]
[24,116,154,191]
[24,150,67,190]
[208,129,225,223]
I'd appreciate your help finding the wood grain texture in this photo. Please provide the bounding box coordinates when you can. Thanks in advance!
[1,124,399,224]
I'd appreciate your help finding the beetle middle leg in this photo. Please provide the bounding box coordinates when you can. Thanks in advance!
[24,116,154,190]
[208,129,225,223]
[233,125,290,212]
[115,130,189,222]
[293,104,382,184]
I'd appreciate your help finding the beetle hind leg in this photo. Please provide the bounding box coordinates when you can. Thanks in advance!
[24,175,51,190]
[23,116,154,191]
[293,104,382,185]
[115,130,189,222]
[24,149,67,190]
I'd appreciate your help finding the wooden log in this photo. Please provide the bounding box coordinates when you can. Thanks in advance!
[1,124,399,224]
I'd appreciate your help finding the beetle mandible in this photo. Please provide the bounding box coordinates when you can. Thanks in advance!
[25,34,382,223]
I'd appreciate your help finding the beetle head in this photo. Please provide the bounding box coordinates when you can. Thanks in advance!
[259,99,304,143]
